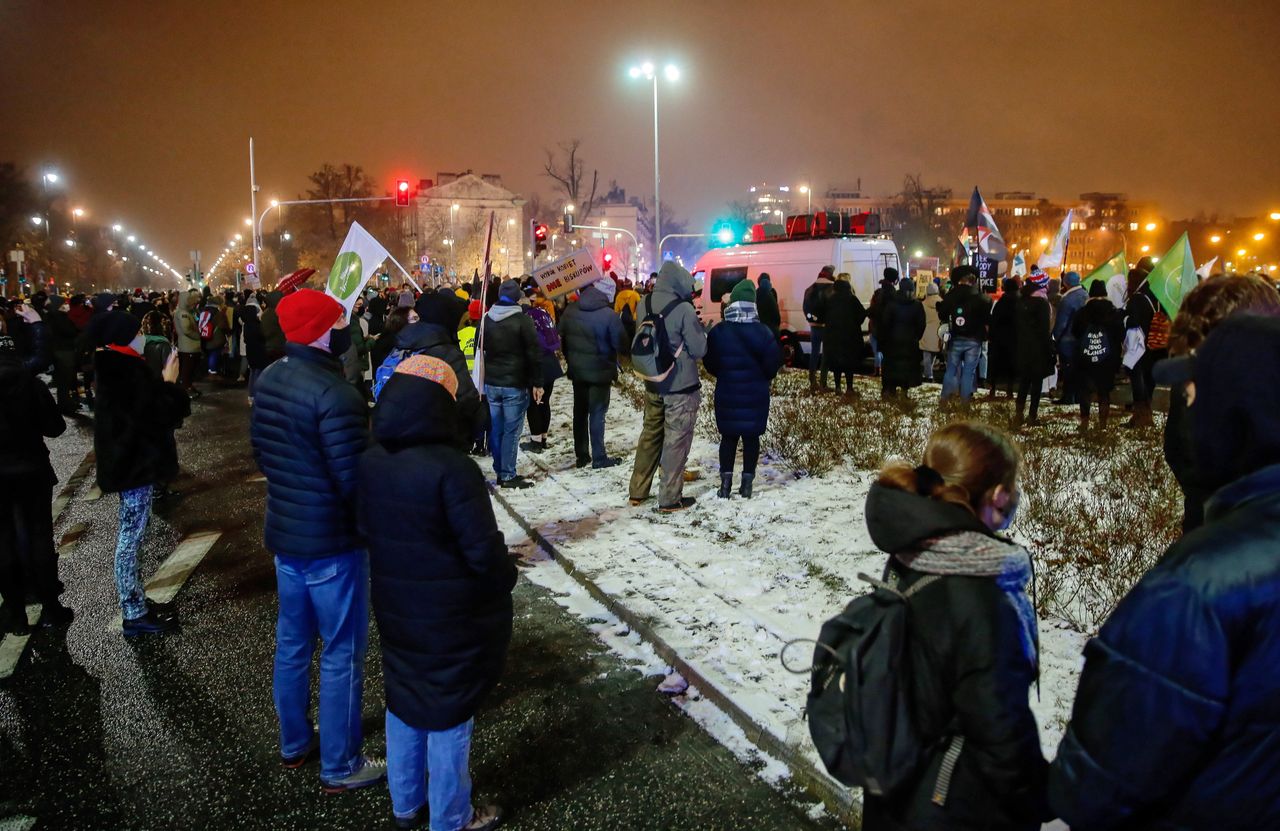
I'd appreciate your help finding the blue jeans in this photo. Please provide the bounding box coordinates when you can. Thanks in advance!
[941,337,983,401]
[115,485,153,620]
[386,710,474,830]
[485,385,528,481]
[273,551,369,783]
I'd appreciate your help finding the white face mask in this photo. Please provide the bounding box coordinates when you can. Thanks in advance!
[129,333,146,354]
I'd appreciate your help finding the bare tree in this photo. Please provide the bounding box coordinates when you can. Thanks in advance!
[543,140,599,220]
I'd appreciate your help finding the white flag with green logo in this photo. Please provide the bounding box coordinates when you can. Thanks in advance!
[325,222,390,316]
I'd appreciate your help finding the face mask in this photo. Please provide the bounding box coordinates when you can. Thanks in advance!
[990,490,1020,532]
[128,333,146,354]
[327,327,351,357]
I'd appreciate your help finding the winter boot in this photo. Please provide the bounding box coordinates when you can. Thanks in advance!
[1012,399,1026,430]
[739,473,755,499]
[1099,401,1111,430]
[717,473,733,499]
[1078,413,1090,435]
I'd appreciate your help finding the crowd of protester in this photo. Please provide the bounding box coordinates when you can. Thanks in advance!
[3,254,1280,829]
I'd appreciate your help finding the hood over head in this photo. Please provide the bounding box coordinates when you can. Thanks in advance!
[394,320,455,351]
[576,284,612,312]
[655,261,695,301]
[865,482,992,554]
[372,373,458,448]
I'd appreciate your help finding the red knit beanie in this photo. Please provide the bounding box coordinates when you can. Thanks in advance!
[277,289,343,344]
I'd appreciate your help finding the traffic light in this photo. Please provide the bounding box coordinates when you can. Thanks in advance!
[395,179,410,207]
[532,221,548,256]
[602,251,614,272]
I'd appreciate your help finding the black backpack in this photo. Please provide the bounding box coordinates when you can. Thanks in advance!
[806,572,960,800]
[630,296,684,383]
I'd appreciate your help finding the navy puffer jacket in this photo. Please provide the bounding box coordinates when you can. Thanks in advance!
[250,343,368,559]
[703,308,783,436]
[1049,463,1280,830]
[559,285,625,384]
[359,372,516,730]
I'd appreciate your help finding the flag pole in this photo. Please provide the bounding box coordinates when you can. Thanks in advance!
[383,252,422,292]
[473,211,498,392]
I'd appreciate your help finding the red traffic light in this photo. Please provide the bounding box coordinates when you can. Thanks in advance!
[395,179,410,207]
[534,224,548,241]
[532,221,549,256]
[602,251,614,269]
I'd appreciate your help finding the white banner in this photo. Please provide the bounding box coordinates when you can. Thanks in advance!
[533,249,603,299]
[324,222,391,316]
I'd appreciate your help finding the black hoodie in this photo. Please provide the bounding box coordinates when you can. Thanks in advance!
[0,350,65,489]
[358,373,516,731]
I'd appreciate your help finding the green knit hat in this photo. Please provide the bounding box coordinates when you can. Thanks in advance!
[729,279,756,304]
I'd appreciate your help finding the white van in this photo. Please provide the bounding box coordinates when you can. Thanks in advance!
[691,236,901,364]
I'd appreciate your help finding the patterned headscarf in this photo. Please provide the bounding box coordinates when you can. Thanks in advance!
[393,354,458,400]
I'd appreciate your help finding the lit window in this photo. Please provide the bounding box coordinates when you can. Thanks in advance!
[1129,222,1139,231]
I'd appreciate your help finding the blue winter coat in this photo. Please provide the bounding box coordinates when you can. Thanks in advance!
[1049,463,1280,830]
[359,372,516,731]
[1053,285,1088,356]
[703,312,783,437]
[250,342,368,559]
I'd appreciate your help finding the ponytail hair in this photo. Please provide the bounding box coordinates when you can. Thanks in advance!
[877,422,1020,515]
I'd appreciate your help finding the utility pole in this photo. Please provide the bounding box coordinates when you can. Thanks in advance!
[249,137,260,287]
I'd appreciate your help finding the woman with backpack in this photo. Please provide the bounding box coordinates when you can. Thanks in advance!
[1122,268,1162,429]
[1071,281,1124,432]
[703,279,783,498]
[861,422,1049,830]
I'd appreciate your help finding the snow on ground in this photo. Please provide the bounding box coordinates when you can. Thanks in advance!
[488,370,1090,814]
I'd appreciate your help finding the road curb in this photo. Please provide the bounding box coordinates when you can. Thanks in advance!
[489,485,860,828]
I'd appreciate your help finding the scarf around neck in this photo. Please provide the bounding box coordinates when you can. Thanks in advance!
[897,531,1038,667]
[724,301,758,323]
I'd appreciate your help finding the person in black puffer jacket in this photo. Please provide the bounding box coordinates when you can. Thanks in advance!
[480,279,544,489]
[0,322,72,634]
[821,274,867,395]
[1013,275,1054,427]
[863,422,1049,831]
[558,281,625,468]
[389,318,483,450]
[877,277,927,399]
[93,312,190,637]
[1071,281,1124,432]
[704,279,783,499]
[249,289,384,793]
[1050,314,1280,830]
[359,355,514,831]
[239,296,269,402]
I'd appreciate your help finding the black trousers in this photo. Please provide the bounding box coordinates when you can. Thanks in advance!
[1016,376,1043,420]
[527,378,555,437]
[0,486,60,609]
[719,434,761,476]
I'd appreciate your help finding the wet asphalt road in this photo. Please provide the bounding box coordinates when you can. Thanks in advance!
[0,381,836,831]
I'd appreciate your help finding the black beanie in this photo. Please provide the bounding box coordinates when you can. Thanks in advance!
[99,310,142,347]
[1089,280,1108,298]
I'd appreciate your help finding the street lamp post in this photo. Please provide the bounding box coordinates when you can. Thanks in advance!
[629,61,679,262]
[799,185,811,215]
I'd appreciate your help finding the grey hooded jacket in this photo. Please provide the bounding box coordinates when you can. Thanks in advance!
[645,261,707,395]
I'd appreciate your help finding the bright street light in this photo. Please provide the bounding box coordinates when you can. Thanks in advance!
[1144,222,1156,231]
[1271,212,1280,221]
[1039,237,1049,245]
[112,223,123,232]
[1255,232,1266,241]
[914,249,924,258]
[270,199,279,208]
[1238,248,1248,257]
[43,171,59,184]
[64,239,75,247]
[244,218,253,226]
[73,208,85,218]
[629,59,681,258]
[1211,235,1222,243]
[30,215,42,225]
[1141,245,1150,253]
[127,235,136,243]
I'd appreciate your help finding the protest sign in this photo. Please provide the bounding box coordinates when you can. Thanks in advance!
[533,249,603,299]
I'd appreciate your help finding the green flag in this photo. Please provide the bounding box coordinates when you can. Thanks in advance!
[1146,233,1197,318]
[1083,250,1127,290]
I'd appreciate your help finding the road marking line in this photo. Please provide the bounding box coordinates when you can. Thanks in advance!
[58,522,88,557]
[0,605,41,680]
[107,531,221,631]
[145,530,221,605]
[84,484,102,502]
[51,451,95,525]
